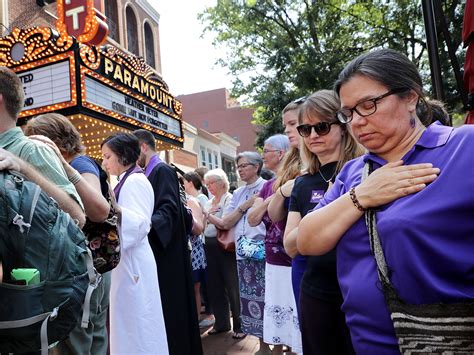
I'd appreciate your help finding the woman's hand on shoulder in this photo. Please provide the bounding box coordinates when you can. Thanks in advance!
[356,160,440,209]
[0,148,21,172]
[241,194,257,211]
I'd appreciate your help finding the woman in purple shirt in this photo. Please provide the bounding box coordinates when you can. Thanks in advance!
[298,49,474,354]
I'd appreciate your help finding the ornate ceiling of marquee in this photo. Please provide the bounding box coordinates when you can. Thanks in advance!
[69,114,177,159]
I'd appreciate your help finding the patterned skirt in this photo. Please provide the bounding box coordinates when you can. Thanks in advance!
[190,235,207,271]
[263,263,302,353]
[237,258,266,338]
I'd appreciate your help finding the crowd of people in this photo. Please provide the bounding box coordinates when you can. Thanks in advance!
[0,47,473,355]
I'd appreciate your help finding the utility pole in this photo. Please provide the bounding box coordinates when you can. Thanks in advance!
[421,0,445,101]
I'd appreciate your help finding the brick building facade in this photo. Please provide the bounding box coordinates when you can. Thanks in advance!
[178,88,259,153]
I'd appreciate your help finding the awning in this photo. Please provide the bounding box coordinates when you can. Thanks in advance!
[463,0,474,124]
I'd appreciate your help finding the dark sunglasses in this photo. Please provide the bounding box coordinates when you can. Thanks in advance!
[292,96,307,105]
[296,121,340,137]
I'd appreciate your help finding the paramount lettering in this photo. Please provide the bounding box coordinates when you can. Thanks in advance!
[103,58,174,111]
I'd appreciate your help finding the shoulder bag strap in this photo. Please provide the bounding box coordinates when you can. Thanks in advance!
[362,161,391,286]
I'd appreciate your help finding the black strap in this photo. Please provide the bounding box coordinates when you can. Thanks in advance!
[362,161,391,285]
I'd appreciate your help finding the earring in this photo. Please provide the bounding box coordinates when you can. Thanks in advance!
[410,115,416,128]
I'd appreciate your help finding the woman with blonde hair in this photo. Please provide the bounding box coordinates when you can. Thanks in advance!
[284,90,363,354]
[266,99,305,314]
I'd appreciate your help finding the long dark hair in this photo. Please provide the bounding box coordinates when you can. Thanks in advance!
[101,133,140,166]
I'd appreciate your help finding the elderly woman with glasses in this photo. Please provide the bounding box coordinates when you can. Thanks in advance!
[298,49,474,354]
[284,90,363,355]
[207,152,268,350]
[201,169,241,336]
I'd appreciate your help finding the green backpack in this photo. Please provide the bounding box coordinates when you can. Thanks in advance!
[0,170,98,354]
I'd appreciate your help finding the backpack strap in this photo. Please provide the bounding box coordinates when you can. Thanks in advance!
[0,307,59,355]
[11,171,41,235]
[81,248,101,328]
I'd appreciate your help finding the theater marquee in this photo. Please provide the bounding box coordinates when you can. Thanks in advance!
[0,27,184,153]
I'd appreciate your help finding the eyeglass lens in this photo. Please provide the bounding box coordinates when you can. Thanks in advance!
[337,88,408,123]
[297,122,334,137]
[237,163,254,169]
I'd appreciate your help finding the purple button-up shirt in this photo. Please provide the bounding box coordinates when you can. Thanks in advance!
[316,122,474,354]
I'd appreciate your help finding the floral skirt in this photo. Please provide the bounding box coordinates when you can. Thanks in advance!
[237,258,265,338]
[263,263,302,353]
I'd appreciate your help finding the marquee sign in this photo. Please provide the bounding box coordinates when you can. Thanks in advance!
[79,44,184,144]
[19,60,72,111]
[56,0,108,46]
[84,76,182,138]
[0,27,184,148]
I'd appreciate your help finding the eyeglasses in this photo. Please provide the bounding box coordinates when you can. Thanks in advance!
[336,88,408,124]
[296,121,340,138]
[262,149,280,154]
[237,163,255,169]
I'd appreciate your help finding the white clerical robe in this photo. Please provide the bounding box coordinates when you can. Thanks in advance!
[109,173,168,354]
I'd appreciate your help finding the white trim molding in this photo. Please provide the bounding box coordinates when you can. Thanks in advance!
[136,0,160,24]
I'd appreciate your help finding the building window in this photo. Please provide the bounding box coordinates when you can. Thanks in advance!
[144,22,155,68]
[126,6,139,55]
[214,153,219,168]
[105,0,119,42]
[200,148,206,166]
[208,152,213,169]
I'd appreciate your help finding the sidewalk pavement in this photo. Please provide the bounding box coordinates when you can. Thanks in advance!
[201,324,260,355]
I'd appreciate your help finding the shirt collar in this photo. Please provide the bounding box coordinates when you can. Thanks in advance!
[363,121,453,165]
[246,177,263,189]
[0,127,23,148]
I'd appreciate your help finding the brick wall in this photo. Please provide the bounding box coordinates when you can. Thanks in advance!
[179,88,259,153]
[9,1,55,29]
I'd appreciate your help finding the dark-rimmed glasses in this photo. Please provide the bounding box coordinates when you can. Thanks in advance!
[296,121,340,137]
[336,88,408,124]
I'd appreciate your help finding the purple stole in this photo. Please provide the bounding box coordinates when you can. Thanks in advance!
[144,154,163,178]
[113,165,144,201]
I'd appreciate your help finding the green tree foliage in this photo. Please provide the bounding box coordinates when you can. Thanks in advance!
[199,0,465,146]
